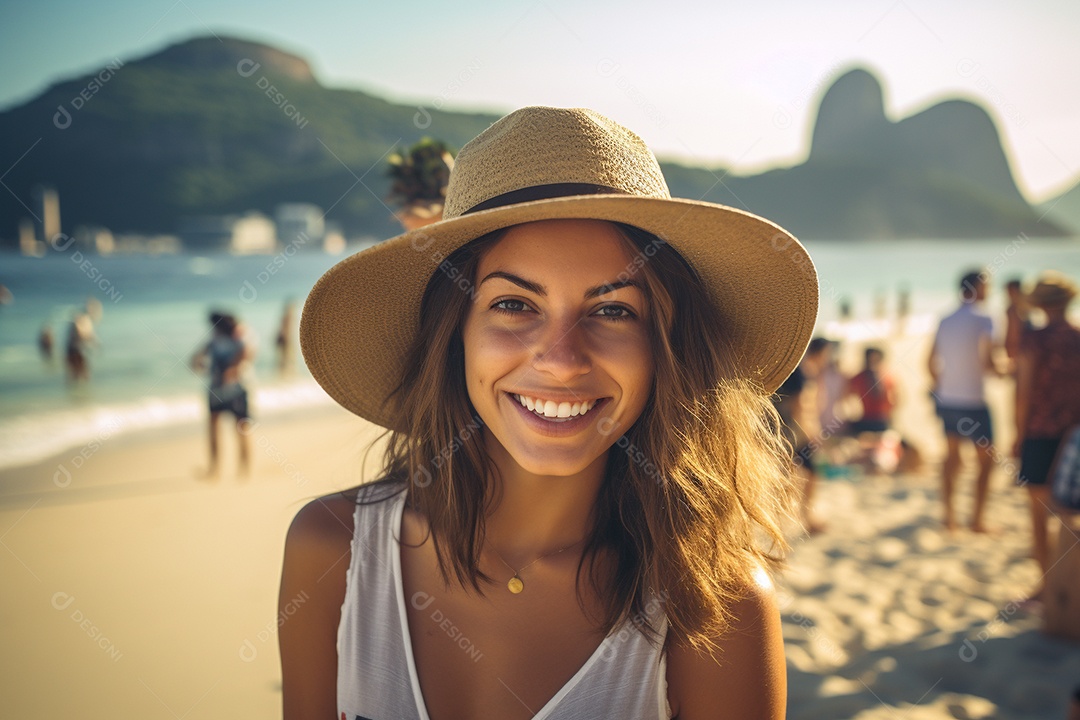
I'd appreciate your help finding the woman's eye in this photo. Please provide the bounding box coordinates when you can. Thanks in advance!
[595,305,635,320]
[492,299,529,313]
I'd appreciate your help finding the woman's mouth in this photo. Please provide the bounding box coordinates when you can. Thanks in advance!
[511,393,602,423]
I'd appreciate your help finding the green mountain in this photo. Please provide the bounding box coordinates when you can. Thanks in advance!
[0,36,498,242]
[0,38,1068,244]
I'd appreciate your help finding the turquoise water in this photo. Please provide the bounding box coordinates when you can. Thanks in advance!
[0,246,367,469]
[1,235,1078,470]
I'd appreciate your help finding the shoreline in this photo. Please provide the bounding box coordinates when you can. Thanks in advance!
[0,401,372,506]
[0,378,337,473]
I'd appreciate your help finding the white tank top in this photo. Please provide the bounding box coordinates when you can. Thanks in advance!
[337,484,673,719]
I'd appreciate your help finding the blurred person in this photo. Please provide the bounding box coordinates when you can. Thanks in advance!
[895,284,911,335]
[64,310,97,386]
[1014,272,1080,608]
[85,295,103,323]
[774,336,831,534]
[38,322,54,363]
[275,298,296,377]
[190,311,254,479]
[897,284,910,321]
[848,346,907,475]
[816,340,847,438]
[928,270,1002,533]
[839,296,852,321]
[1003,277,1032,371]
[847,346,897,435]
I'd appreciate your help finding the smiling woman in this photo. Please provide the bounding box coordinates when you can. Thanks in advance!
[281,106,818,720]
[463,220,655,475]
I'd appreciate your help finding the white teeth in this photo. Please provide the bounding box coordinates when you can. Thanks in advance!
[513,394,598,419]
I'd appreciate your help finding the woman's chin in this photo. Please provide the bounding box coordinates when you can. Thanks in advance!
[501,443,606,479]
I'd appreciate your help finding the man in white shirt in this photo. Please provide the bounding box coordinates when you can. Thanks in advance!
[928,270,1001,533]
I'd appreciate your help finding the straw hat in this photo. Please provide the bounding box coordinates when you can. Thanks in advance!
[1028,271,1078,308]
[301,106,818,429]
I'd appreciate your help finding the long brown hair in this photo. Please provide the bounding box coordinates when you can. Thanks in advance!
[369,221,797,652]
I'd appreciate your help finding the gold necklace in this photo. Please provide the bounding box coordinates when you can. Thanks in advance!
[489,538,584,594]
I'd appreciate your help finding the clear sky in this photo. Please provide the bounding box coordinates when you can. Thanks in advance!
[2,0,1077,202]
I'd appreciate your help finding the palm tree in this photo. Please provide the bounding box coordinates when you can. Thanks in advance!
[386,138,455,230]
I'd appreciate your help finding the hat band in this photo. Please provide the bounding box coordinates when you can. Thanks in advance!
[462,183,625,215]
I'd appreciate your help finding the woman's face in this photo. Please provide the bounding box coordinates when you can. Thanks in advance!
[461,219,655,477]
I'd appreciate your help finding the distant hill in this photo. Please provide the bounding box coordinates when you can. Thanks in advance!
[0,37,1068,244]
[0,36,498,242]
[666,69,1067,239]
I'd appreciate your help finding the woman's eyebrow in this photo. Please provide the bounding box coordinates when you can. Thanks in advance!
[479,271,544,295]
[584,279,642,299]
[478,271,642,299]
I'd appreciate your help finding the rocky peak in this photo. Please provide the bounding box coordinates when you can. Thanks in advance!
[810,68,890,162]
[135,35,317,83]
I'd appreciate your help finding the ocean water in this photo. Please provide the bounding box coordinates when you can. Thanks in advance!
[1,235,1078,470]
[0,245,370,470]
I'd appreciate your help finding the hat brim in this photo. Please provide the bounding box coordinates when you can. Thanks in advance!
[300,195,819,429]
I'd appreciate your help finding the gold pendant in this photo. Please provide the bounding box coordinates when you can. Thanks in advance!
[507,576,524,594]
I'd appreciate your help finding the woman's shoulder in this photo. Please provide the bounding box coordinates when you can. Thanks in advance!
[286,479,407,550]
[666,572,786,719]
[284,491,357,560]
[279,483,405,719]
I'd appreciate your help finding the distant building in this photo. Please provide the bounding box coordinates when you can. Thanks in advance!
[322,222,346,254]
[178,215,232,252]
[73,226,115,254]
[18,218,43,256]
[230,212,277,254]
[178,211,277,253]
[33,185,61,246]
[274,203,325,250]
[110,234,181,254]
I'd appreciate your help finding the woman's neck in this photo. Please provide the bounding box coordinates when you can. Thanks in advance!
[480,435,607,564]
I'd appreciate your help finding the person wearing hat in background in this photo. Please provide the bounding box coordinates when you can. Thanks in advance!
[279,106,817,719]
[1014,271,1080,609]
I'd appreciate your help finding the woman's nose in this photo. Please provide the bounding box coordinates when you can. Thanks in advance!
[531,316,591,381]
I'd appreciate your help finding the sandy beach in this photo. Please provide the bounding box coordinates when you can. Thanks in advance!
[2,327,1079,719]
[783,472,1079,719]
[0,403,383,719]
